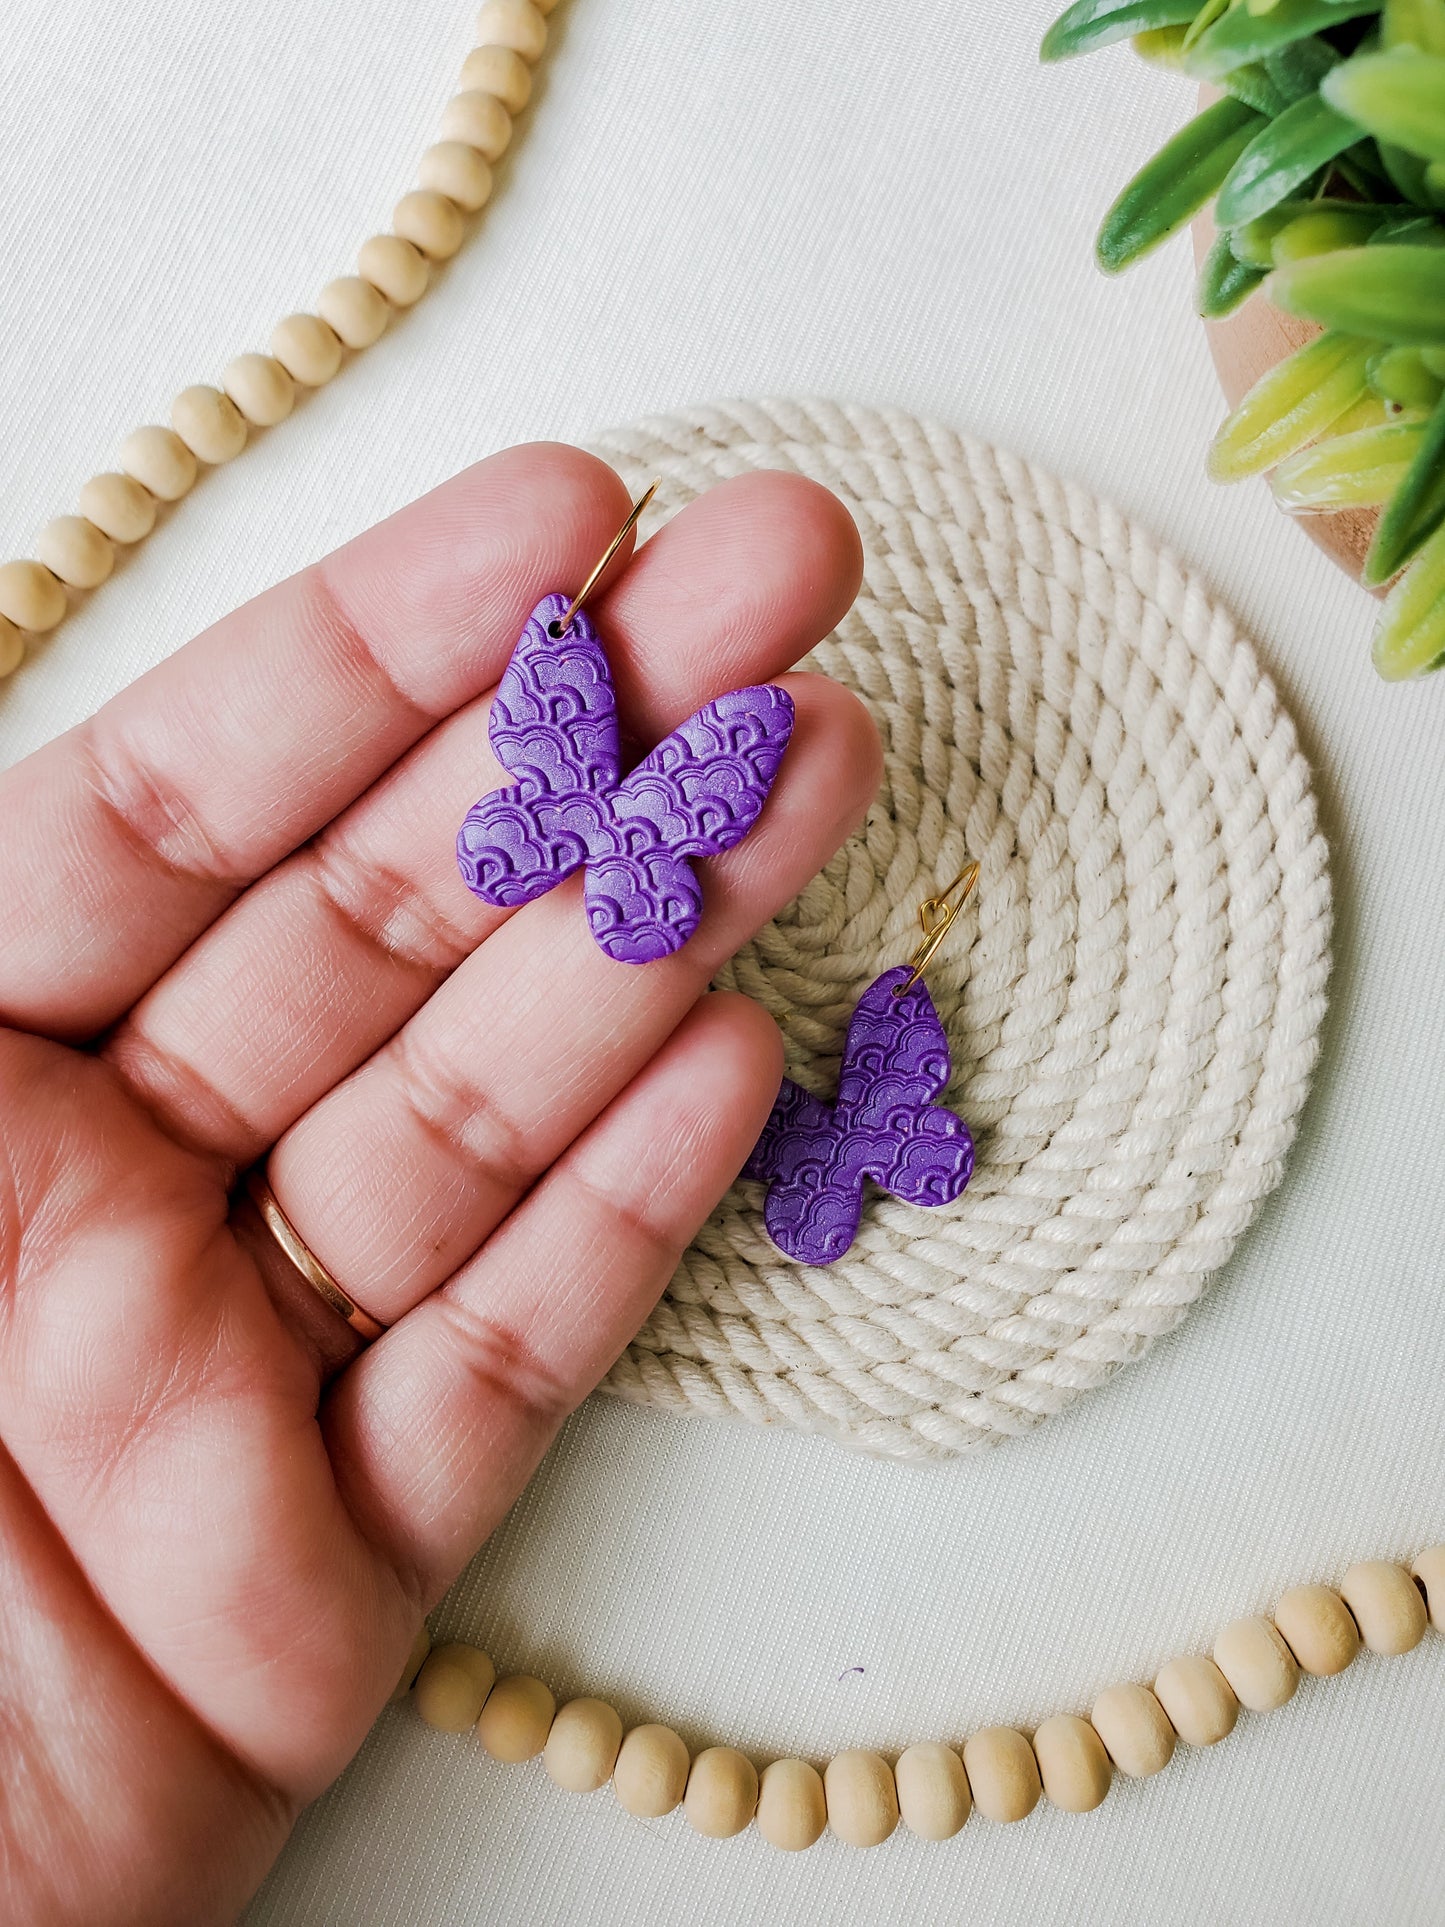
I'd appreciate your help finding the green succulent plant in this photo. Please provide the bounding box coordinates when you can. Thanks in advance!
[1042,0,1445,679]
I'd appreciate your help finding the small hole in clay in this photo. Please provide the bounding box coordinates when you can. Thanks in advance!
[547,620,565,639]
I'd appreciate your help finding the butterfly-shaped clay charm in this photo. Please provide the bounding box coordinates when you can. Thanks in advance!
[743,966,975,1265]
[456,593,795,963]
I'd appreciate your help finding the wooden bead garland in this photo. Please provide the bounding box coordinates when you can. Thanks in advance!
[477,1674,555,1761]
[77,473,157,545]
[1274,1584,1360,1677]
[544,1699,624,1792]
[0,0,555,678]
[172,385,247,466]
[118,425,196,502]
[756,1758,827,1852]
[612,1724,690,1818]
[35,517,114,590]
[271,314,344,388]
[893,1742,970,1839]
[400,1545,1445,1853]
[823,1750,899,1848]
[357,236,430,309]
[1032,1715,1111,1813]
[1340,1561,1428,1656]
[1212,1615,1299,1713]
[1089,1682,1175,1778]
[1153,1655,1238,1748]
[223,355,296,429]
[959,1727,1040,1824]
[683,1747,758,1839]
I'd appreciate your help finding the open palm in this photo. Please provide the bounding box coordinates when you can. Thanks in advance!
[0,445,875,1924]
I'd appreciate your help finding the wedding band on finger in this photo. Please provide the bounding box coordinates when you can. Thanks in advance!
[244,1169,388,1344]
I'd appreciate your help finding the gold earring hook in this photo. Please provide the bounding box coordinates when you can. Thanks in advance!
[893,860,980,998]
[552,481,660,637]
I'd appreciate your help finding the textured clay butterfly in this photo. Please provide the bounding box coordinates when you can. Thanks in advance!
[743,966,975,1265]
[456,593,795,964]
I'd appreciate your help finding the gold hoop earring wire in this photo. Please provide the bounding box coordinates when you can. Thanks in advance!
[552,481,659,637]
[893,860,980,998]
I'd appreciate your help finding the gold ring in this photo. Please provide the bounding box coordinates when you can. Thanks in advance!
[244,1170,387,1343]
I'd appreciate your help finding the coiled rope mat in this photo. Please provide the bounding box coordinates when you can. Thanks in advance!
[588,398,1332,1462]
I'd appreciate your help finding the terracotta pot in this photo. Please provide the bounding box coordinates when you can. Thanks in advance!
[1190,79,1377,587]
[1191,213,1379,583]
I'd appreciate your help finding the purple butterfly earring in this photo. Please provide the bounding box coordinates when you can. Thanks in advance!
[743,861,980,1265]
[456,484,795,965]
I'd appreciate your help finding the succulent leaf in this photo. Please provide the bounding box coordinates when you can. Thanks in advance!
[1217,92,1369,226]
[1187,0,1384,82]
[1270,245,1445,340]
[1373,516,1445,674]
[1272,418,1425,505]
[1042,0,1201,61]
[1208,330,1377,478]
[1324,48,1445,159]
[1365,391,1445,578]
[1096,96,1266,271]
[1198,229,1269,312]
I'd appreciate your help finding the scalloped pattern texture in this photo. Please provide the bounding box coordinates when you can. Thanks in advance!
[456,593,795,964]
[742,967,975,1267]
[590,399,1332,1460]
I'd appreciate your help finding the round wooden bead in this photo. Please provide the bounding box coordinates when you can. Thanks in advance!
[1033,1714,1111,1813]
[1154,1655,1238,1746]
[543,1698,623,1792]
[0,614,24,678]
[172,385,246,465]
[475,0,548,61]
[1090,1683,1175,1779]
[118,425,197,501]
[223,353,295,428]
[1274,1585,1360,1677]
[477,1674,555,1761]
[438,90,513,161]
[460,43,532,114]
[683,1746,758,1839]
[824,1750,898,1848]
[414,1642,495,1731]
[418,142,494,213]
[271,313,343,387]
[961,1727,1040,1824]
[0,559,66,633]
[1213,1615,1299,1712]
[78,472,156,544]
[35,515,113,589]
[358,235,429,308]
[894,1742,970,1840]
[1411,1546,1445,1629]
[317,276,390,350]
[756,1758,826,1852]
[1340,1561,1428,1656]
[393,190,465,262]
[388,1624,433,1704]
[612,1724,690,1819]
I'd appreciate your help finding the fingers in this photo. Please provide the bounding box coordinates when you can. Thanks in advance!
[266,672,879,1324]
[0,444,631,1041]
[102,470,865,1162]
[323,992,783,1595]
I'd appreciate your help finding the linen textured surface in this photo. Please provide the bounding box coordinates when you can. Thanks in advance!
[3,2,1444,1923]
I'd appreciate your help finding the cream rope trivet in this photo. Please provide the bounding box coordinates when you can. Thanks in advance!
[586,400,1332,1461]
[0,0,557,670]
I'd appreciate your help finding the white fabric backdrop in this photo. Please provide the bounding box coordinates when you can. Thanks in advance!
[4,2,1445,1921]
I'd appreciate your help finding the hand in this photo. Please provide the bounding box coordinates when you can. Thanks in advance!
[0,445,877,1925]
